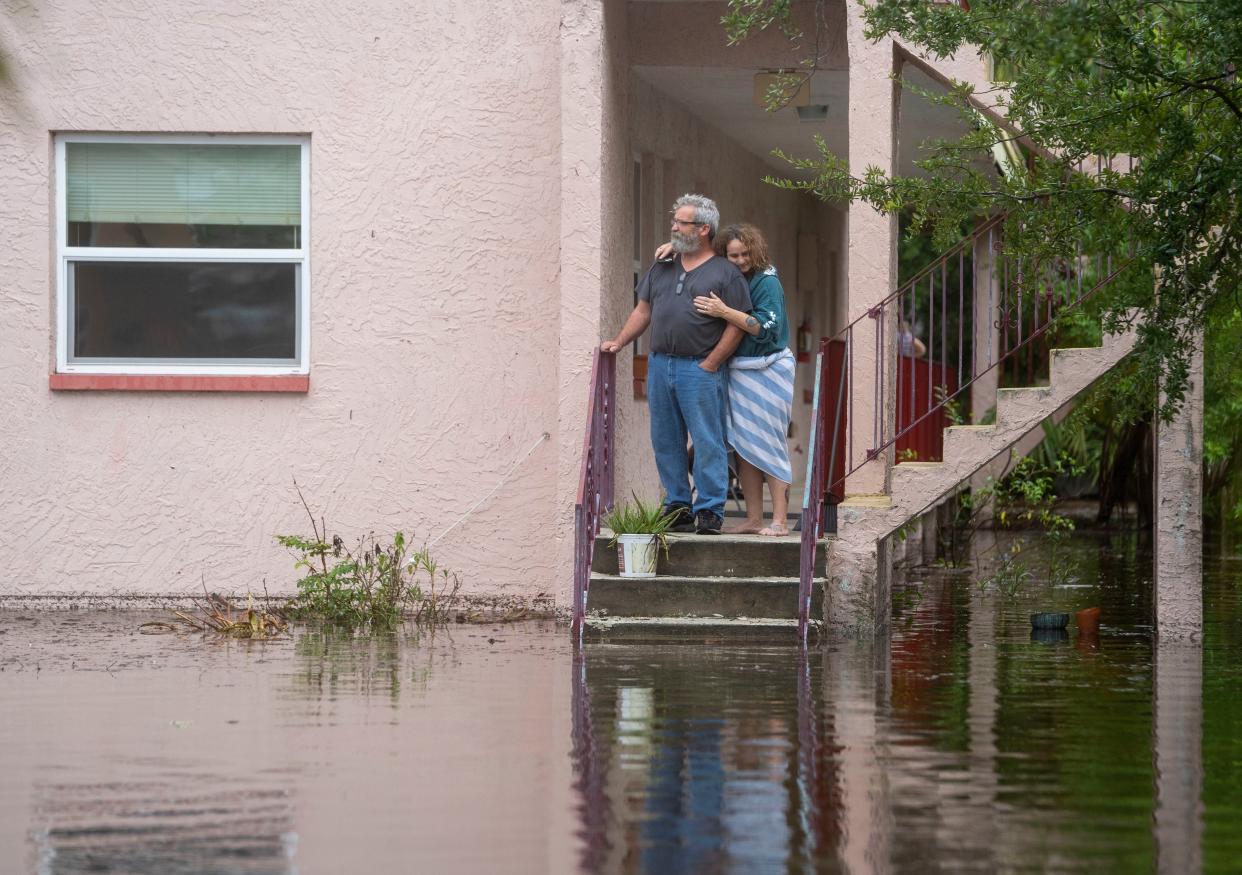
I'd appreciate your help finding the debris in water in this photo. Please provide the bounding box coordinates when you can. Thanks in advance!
[164,594,289,640]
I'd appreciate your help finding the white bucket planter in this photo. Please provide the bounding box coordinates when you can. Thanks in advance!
[616,534,659,578]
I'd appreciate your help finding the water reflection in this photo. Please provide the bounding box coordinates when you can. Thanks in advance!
[1154,644,1204,874]
[3,617,579,875]
[570,536,1237,874]
[4,538,1240,873]
[32,778,296,875]
[290,626,424,704]
[573,648,837,873]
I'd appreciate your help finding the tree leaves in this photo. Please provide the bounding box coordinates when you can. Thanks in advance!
[725,0,1242,417]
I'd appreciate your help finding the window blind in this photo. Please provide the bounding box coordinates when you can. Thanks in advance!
[66,142,301,227]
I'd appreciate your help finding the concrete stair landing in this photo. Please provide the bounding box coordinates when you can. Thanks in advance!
[584,531,827,642]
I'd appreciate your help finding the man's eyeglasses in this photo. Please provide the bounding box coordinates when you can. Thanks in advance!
[670,217,703,227]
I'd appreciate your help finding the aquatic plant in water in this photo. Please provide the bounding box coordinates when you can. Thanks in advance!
[142,593,290,640]
[170,594,289,639]
[277,484,460,630]
[958,454,1081,594]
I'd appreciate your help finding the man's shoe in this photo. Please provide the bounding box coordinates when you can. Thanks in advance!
[695,510,723,535]
[664,504,696,533]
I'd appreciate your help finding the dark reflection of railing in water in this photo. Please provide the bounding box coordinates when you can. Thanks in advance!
[793,652,819,869]
[793,650,843,871]
[570,653,612,873]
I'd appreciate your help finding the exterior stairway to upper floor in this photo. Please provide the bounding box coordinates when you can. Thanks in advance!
[825,325,1137,636]
[797,209,1142,637]
[843,326,1137,543]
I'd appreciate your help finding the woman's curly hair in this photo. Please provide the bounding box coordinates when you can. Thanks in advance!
[713,223,771,272]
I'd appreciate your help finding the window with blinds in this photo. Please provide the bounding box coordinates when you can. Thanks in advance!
[66,142,302,248]
[56,135,309,373]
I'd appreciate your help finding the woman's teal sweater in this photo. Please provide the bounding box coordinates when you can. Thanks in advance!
[735,266,789,358]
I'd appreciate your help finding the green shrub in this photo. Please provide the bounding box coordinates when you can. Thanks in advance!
[277,486,459,630]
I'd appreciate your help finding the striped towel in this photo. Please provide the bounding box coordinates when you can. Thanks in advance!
[726,348,796,483]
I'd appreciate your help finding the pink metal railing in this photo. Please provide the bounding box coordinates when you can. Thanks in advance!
[797,213,1134,633]
[572,349,617,643]
[797,347,830,642]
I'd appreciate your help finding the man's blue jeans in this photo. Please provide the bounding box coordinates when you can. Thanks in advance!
[647,352,729,517]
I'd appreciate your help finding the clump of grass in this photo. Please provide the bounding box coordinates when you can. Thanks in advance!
[276,484,460,631]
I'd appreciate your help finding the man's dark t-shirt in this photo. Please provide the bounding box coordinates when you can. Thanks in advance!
[636,254,753,357]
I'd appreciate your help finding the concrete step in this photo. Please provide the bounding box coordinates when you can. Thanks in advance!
[996,384,1055,428]
[587,573,825,619]
[944,424,995,459]
[583,615,819,644]
[890,461,945,494]
[593,530,827,578]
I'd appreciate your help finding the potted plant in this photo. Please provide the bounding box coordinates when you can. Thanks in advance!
[603,494,679,578]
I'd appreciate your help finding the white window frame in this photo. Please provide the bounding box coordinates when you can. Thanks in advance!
[54,133,311,376]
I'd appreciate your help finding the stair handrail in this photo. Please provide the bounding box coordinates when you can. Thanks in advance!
[798,211,1136,633]
[853,256,1133,491]
[797,341,829,641]
[572,349,617,643]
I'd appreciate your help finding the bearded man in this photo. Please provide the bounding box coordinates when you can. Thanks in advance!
[601,194,751,534]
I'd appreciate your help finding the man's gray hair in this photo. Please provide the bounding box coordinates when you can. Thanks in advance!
[673,193,720,237]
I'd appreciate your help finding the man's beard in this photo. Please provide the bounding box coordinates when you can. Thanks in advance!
[670,229,700,254]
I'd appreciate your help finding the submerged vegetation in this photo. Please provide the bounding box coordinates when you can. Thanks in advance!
[276,485,460,631]
[930,453,1080,594]
[278,530,459,630]
[170,595,289,639]
[141,594,290,640]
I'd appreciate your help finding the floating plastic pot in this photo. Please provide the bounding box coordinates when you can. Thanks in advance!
[1030,612,1070,630]
[1031,627,1070,645]
[1076,606,1101,635]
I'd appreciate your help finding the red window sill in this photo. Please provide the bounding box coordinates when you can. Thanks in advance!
[50,374,310,393]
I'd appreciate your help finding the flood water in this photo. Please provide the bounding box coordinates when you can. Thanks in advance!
[3,532,1242,873]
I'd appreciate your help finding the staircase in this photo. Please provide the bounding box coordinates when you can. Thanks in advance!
[842,327,1137,543]
[583,533,827,643]
[825,327,1137,636]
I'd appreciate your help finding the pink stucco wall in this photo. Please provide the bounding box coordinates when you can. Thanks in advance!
[0,0,892,608]
[0,0,579,604]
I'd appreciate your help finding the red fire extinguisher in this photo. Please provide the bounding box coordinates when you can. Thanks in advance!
[796,318,813,362]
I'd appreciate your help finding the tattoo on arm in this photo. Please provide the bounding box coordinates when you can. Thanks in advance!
[745,315,758,327]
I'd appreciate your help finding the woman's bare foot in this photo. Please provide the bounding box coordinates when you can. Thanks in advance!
[725,521,765,534]
[758,522,790,537]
